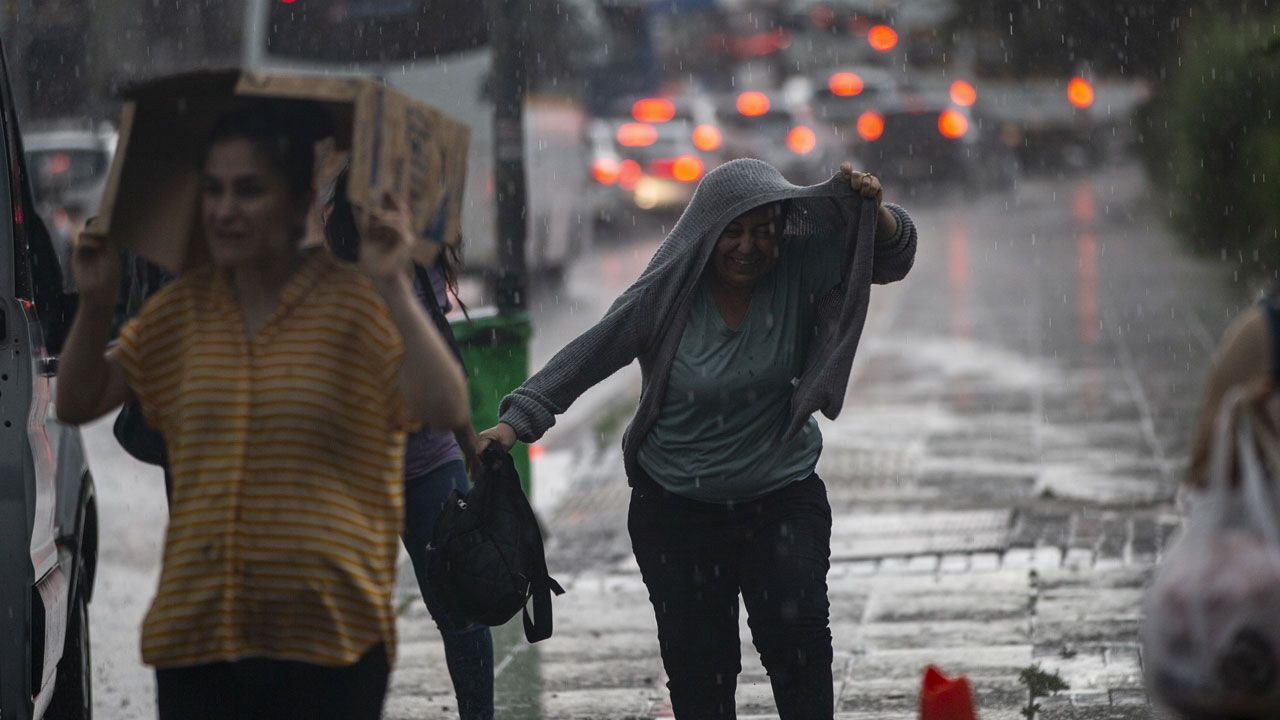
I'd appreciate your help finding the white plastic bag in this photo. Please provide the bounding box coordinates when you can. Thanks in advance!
[1143,390,1280,717]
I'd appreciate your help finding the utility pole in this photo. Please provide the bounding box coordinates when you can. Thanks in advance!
[489,0,528,312]
[458,0,534,492]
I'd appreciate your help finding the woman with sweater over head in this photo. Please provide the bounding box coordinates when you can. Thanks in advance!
[476,158,918,719]
[55,100,469,720]
[325,167,496,720]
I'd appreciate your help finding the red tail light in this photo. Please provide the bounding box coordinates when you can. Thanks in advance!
[857,111,884,141]
[48,152,71,175]
[692,124,722,152]
[950,80,977,107]
[737,91,771,117]
[619,159,643,191]
[592,158,621,185]
[672,155,703,182]
[617,123,658,147]
[1068,77,1095,108]
[868,25,898,52]
[829,72,864,97]
[787,126,817,154]
[649,155,704,183]
[632,98,675,123]
[938,109,968,139]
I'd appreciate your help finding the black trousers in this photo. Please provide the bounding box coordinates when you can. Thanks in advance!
[628,470,835,719]
[155,643,389,720]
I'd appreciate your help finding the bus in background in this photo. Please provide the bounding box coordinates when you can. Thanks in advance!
[244,0,601,297]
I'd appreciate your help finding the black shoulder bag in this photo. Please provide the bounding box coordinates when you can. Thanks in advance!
[426,445,565,642]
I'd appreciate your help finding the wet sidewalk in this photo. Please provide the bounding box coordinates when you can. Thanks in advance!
[384,164,1246,720]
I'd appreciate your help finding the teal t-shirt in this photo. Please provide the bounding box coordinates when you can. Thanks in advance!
[637,234,844,502]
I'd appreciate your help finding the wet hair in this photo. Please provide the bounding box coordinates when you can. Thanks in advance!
[202,99,334,206]
[324,167,469,316]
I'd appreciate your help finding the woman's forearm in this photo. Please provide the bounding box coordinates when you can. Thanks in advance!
[56,300,119,424]
[375,273,469,430]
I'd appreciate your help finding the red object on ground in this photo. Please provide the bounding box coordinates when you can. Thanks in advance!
[920,665,977,720]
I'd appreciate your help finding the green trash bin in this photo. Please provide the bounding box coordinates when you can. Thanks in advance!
[451,308,533,494]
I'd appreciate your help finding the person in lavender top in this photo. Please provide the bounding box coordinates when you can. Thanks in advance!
[326,169,495,720]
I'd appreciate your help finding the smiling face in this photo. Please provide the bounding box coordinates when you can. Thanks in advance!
[709,203,784,290]
[201,138,304,270]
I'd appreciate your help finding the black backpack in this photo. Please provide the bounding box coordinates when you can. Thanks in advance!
[426,445,564,642]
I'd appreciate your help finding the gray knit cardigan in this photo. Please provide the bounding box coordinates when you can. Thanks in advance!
[499,158,918,482]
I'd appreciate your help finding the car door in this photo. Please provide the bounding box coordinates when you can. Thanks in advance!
[0,32,68,720]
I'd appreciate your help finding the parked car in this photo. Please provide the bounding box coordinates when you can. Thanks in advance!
[712,89,842,185]
[588,116,709,223]
[0,36,99,720]
[852,89,1019,192]
[23,122,117,285]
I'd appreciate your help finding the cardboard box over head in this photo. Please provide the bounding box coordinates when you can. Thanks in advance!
[88,69,470,273]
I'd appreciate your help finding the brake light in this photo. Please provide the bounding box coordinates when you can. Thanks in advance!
[633,98,675,123]
[592,158,621,185]
[857,111,884,141]
[868,25,898,52]
[692,124,722,152]
[619,159,643,191]
[737,91,771,117]
[674,155,703,182]
[617,122,658,147]
[950,80,977,107]
[48,152,71,175]
[649,155,704,183]
[787,126,817,154]
[1068,77,1094,108]
[938,109,968,139]
[829,72,864,97]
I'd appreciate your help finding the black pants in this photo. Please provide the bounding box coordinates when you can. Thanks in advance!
[628,471,835,720]
[155,643,389,720]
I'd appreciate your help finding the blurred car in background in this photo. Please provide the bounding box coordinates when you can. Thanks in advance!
[589,93,728,224]
[23,121,117,281]
[805,65,901,147]
[588,116,708,224]
[852,87,1019,193]
[713,89,842,185]
[608,93,726,166]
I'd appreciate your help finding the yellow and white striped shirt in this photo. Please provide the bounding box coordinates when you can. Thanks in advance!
[116,249,410,669]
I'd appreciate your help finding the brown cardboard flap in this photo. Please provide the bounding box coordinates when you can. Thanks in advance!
[95,69,468,273]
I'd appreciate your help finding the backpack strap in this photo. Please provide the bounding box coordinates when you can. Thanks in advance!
[520,506,565,643]
[1263,296,1280,386]
[522,573,566,644]
[517,464,564,643]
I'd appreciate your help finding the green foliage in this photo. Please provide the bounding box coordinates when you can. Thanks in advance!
[1146,11,1280,276]
[1017,663,1069,720]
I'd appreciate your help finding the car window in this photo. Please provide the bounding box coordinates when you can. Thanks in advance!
[27,149,107,200]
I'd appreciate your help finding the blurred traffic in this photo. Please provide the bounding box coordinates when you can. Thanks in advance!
[571,0,1146,234]
[7,0,1149,302]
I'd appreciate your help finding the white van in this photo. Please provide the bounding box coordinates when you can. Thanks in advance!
[0,35,98,720]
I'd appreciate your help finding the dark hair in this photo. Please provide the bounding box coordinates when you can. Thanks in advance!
[203,99,334,206]
[324,167,468,316]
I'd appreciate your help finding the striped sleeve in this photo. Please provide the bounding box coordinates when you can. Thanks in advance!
[113,312,161,432]
[350,285,414,432]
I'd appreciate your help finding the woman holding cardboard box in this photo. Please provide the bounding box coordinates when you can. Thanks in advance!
[55,100,469,719]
